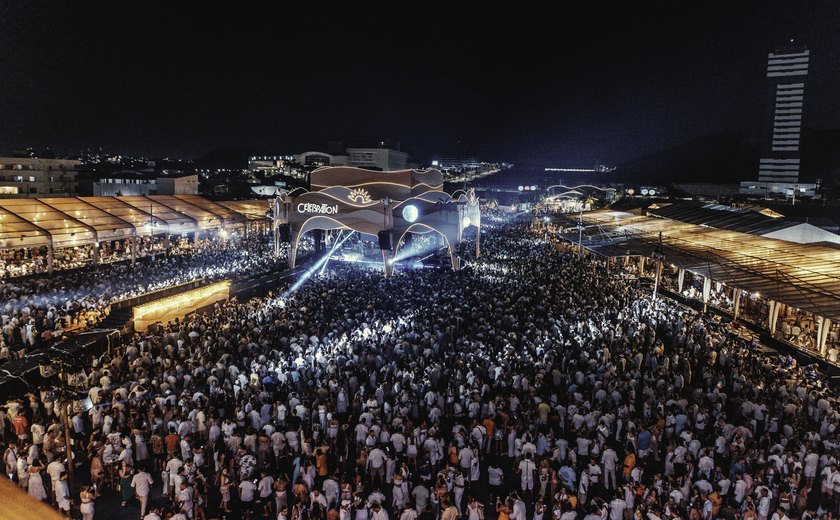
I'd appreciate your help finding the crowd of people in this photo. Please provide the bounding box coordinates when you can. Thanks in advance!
[0,234,297,362]
[0,212,839,520]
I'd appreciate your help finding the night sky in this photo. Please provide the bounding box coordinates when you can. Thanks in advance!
[1,1,839,166]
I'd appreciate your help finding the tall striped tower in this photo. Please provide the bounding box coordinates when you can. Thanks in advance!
[757,47,809,185]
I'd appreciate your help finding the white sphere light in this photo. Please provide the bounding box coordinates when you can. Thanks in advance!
[518,186,524,191]
[648,189,656,196]
[402,204,419,223]
[462,216,472,228]
[641,188,649,195]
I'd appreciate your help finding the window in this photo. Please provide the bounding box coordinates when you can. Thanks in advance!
[28,176,36,182]
[12,175,23,182]
[29,187,37,193]
[0,186,18,194]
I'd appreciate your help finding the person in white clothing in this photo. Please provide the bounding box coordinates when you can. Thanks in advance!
[602,447,618,491]
[131,467,155,518]
[609,494,626,520]
[518,453,536,496]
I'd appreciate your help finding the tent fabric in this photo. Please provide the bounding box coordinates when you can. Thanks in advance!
[0,199,96,249]
[147,195,221,230]
[0,195,267,249]
[116,196,198,235]
[555,210,840,321]
[39,197,135,242]
[218,200,270,220]
[173,195,247,227]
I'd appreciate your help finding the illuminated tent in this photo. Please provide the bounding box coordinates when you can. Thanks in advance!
[0,195,268,274]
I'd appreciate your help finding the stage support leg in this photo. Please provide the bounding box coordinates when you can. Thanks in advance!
[768,300,780,334]
[274,223,280,258]
[652,260,663,299]
[381,249,394,277]
[47,242,54,275]
[818,318,831,356]
[449,246,460,271]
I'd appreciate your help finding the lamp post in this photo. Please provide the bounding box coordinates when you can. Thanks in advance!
[651,232,666,299]
[577,208,584,258]
[50,359,77,498]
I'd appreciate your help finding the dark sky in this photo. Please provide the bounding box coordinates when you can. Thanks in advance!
[1,1,839,166]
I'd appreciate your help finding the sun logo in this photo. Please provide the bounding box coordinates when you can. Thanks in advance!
[348,188,372,204]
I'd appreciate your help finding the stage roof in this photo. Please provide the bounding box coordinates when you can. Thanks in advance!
[0,196,267,249]
[554,210,840,321]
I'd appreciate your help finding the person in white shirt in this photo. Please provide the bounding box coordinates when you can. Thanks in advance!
[131,467,155,517]
[609,494,626,520]
[602,447,618,491]
[178,481,194,519]
[239,478,257,520]
[757,488,771,520]
[510,492,527,520]
[311,489,329,509]
[518,453,536,494]
[166,455,183,498]
[258,468,275,517]
[367,446,387,486]
[46,458,66,499]
[370,502,389,520]
[54,472,71,517]
[143,505,163,520]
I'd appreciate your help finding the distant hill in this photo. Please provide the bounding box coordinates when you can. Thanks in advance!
[615,132,759,184]
[800,128,840,184]
[615,129,840,188]
[192,147,272,171]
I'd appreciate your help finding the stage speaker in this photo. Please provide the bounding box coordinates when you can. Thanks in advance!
[278,224,291,243]
[378,230,392,250]
[313,229,324,252]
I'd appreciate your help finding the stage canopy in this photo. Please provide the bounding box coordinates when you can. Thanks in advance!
[279,167,480,274]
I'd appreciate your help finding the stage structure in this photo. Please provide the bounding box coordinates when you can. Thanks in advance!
[274,167,480,276]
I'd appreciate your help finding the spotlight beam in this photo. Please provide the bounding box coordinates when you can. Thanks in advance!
[319,231,354,275]
[284,230,353,296]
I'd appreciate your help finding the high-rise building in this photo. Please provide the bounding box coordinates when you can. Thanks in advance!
[759,47,808,183]
[741,46,817,198]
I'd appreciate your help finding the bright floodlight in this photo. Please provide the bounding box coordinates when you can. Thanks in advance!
[402,204,419,223]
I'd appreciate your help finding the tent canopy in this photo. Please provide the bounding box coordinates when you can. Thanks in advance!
[555,210,840,321]
[0,196,268,249]
[0,199,96,249]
